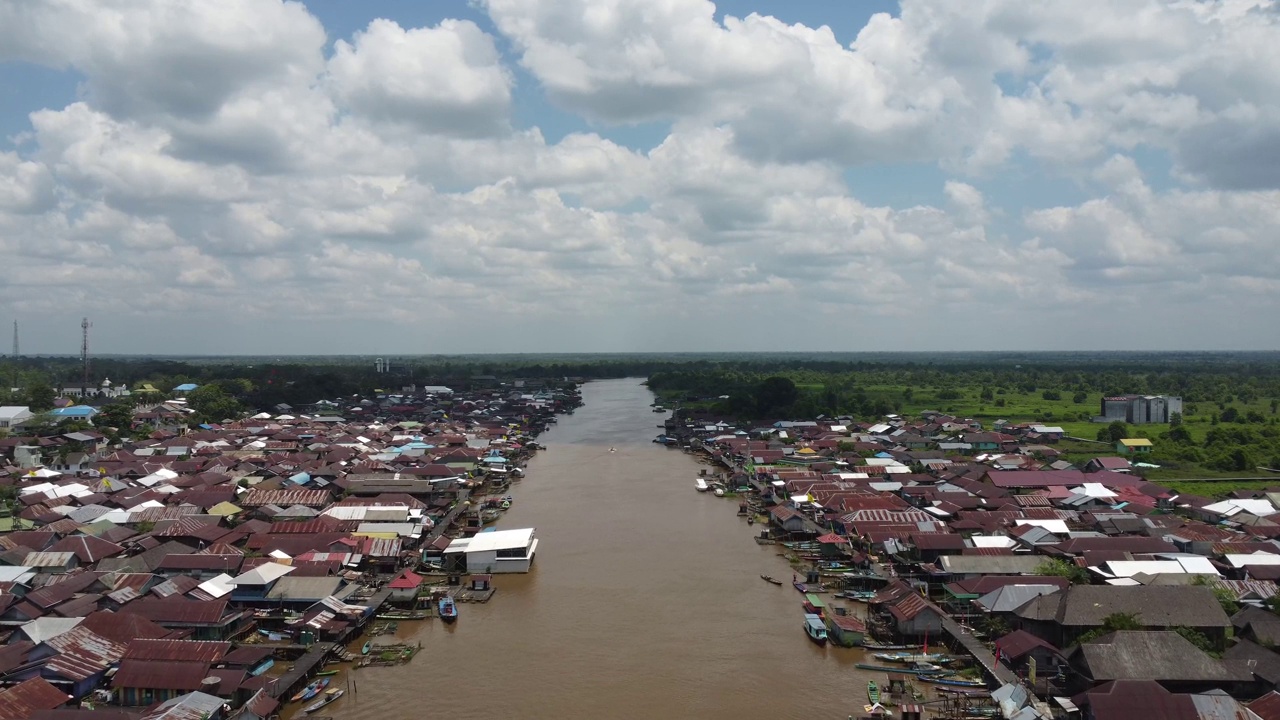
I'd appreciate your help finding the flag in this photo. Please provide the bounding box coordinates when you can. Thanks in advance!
[994,642,1002,664]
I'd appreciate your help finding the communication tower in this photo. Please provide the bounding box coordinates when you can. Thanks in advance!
[81,317,92,387]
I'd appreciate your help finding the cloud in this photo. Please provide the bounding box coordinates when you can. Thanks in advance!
[1,0,1279,353]
[327,19,514,137]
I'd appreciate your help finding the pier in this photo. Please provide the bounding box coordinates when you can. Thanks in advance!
[939,616,1018,687]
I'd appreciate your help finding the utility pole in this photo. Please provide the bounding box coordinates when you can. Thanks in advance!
[10,321,17,357]
[81,317,91,387]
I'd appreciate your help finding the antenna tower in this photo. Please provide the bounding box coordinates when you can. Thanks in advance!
[81,317,91,387]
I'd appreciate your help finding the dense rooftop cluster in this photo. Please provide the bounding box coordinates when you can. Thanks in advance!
[0,381,579,719]
[680,410,1280,720]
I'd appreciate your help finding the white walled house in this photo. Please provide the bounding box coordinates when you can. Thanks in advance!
[444,528,539,573]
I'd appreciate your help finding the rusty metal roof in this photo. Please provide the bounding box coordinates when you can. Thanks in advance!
[125,639,229,663]
[240,488,332,507]
[0,677,71,720]
[113,659,211,692]
[43,625,127,680]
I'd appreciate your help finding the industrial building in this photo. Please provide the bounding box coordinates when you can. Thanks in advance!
[1099,395,1183,424]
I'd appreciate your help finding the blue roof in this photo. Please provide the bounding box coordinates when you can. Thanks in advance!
[174,383,199,391]
[51,405,97,416]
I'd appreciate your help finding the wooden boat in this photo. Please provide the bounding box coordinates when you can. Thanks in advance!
[439,595,458,624]
[923,677,987,688]
[375,611,426,620]
[291,677,330,703]
[855,663,951,676]
[304,688,345,714]
[315,669,339,677]
[803,613,828,646]
[867,680,880,704]
[760,574,783,585]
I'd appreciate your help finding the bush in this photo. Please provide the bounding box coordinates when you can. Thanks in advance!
[1042,390,1062,401]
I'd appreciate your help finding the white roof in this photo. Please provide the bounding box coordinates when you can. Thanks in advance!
[136,468,180,487]
[867,424,892,434]
[832,472,870,480]
[0,567,35,584]
[0,406,33,419]
[1099,556,1219,578]
[1015,519,1070,535]
[862,458,905,467]
[21,617,84,644]
[971,535,1018,549]
[1201,498,1278,517]
[1076,483,1118,498]
[460,528,535,554]
[1031,425,1065,434]
[196,573,236,599]
[231,561,296,585]
[1224,551,1280,568]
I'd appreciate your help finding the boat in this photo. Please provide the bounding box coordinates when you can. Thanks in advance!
[713,487,725,497]
[695,478,709,492]
[376,611,427,620]
[304,688,345,714]
[803,613,828,646]
[315,669,339,677]
[361,641,371,655]
[868,680,880,704]
[439,595,458,624]
[760,575,783,585]
[838,590,877,601]
[923,677,987,688]
[876,651,950,664]
[291,677,330,703]
[855,663,951,676]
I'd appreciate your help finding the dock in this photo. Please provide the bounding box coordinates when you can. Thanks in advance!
[939,616,1018,686]
[267,642,336,700]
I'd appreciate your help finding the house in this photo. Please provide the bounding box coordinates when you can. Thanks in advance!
[0,677,70,719]
[768,506,810,534]
[1084,457,1131,474]
[227,562,296,604]
[137,691,226,720]
[825,611,866,647]
[48,406,98,423]
[126,598,248,640]
[443,527,538,574]
[994,629,1064,679]
[1117,438,1153,455]
[113,639,230,706]
[1012,585,1232,648]
[1067,631,1250,694]
[870,580,945,638]
[0,406,33,429]
[386,569,422,603]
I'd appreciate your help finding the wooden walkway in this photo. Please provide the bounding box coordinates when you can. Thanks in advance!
[939,616,1017,687]
[268,642,335,700]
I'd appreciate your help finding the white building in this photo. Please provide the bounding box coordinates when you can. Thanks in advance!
[0,406,33,429]
[444,527,539,573]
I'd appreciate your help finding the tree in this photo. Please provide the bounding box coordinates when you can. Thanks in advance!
[1221,407,1240,423]
[23,381,55,412]
[1097,421,1129,443]
[1073,391,1088,404]
[754,376,798,416]
[186,385,243,423]
[1169,411,1183,427]
[1041,390,1062,401]
[96,402,135,433]
[1035,558,1090,585]
[1076,612,1143,644]
[1173,626,1219,656]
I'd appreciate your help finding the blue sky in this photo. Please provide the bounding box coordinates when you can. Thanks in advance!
[1,0,1277,354]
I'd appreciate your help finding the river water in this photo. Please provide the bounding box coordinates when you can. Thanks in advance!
[338,378,874,719]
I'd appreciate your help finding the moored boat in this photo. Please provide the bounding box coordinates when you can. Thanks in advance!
[695,478,709,492]
[760,574,783,585]
[304,688,345,714]
[868,680,880,704]
[803,613,828,646]
[924,676,987,688]
[292,677,330,703]
[439,595,458,624]
[361,641,371,655]
[713,487,725,497]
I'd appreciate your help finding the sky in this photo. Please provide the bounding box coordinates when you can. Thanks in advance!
[2,0,1279,356]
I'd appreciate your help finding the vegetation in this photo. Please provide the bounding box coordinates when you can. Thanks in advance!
[1034,558,1091,585]
[1075,612,1143,645]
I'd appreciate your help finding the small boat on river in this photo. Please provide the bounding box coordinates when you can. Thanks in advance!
[760,574,783,585]
[924,677,987,688]
[292,677,330,703]
[695,478,709,492]
[713,487,725,497]
[867,680,880,704]
[361,641,371,655]
[304,688,345,714]
[439,595,458,624]
[803,613,828,646]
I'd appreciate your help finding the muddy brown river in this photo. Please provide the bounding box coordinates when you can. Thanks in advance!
[334,378,877,719]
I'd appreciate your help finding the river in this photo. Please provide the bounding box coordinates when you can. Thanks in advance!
[337,378,874,719]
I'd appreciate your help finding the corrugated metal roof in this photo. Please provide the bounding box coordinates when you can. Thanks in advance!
[114,659,211,692]
[0,677,72,720]
[22,551,76,568]
[44,625,127,680]
[125,639,229,662]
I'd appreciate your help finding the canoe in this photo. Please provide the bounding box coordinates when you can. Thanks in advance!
[760,575,783,586]
[868,680,880,704]
[304,688,345,714]
[361,641,371,655]
[315,669,339,677]
[292,677,330,703]
[924,677,987,688]
[854,663,952,676]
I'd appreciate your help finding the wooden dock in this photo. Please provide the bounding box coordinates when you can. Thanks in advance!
[939,616,1018,687]
[450,586,496,603]
[267,642,335,700]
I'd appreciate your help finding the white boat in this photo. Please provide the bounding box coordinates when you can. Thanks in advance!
[713,487,725,497]
[695,478,710,492]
